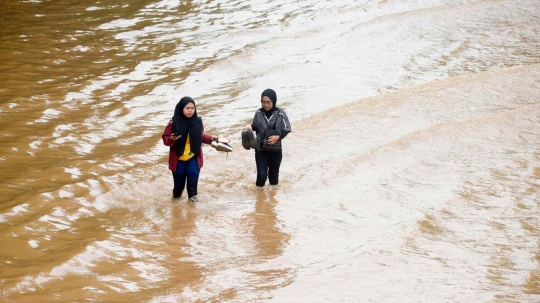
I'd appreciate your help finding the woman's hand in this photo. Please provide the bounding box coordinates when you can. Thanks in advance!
[170,134,181,141]
[267,135,280,145]
[244,125,252,130]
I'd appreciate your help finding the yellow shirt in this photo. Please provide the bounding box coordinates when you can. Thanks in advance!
[178,134,195,161]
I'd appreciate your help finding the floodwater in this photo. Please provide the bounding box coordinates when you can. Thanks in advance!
[1,0,539,302]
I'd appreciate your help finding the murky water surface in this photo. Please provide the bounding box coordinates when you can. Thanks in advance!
[1,0,539,302]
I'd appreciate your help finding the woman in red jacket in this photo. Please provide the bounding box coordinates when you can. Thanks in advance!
[162,97,218,202]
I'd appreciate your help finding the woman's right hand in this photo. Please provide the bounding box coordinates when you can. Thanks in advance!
[244,125,252,130]
[170,134,181,141]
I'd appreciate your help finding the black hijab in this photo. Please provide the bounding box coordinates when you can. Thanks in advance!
[172,96,202,157]
[261,88,278,118]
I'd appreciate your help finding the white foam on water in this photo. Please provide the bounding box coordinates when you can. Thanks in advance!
[64,167,82,179]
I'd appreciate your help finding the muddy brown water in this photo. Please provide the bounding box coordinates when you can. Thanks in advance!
[1,0,540,302]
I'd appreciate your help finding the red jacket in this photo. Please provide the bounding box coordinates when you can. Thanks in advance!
[162,121,213,172]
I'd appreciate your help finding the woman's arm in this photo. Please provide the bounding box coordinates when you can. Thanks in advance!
[202,133,213,144]
[278,110,291,140]
[201,123,218,144]
[162,121,176,146]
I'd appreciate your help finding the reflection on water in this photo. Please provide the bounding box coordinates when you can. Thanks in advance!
[244,191,294,300]
[1,0,540,301]
[161,203,202,296]
[250,191,290,258]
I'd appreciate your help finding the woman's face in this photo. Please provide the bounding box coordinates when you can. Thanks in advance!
[261,96,273,111]
[183,102,195,118]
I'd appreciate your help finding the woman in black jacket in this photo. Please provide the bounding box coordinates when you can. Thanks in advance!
[244,89,291,189]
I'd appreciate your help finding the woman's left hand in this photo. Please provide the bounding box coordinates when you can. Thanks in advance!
[267,135,280,145]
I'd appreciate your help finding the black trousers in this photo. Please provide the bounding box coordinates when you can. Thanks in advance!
[255,150,283,187]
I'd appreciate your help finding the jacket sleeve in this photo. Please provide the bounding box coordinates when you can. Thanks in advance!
[201,122,213,144]
[279,110,291,139]
[162,121,175,146]
[251,110,261,133]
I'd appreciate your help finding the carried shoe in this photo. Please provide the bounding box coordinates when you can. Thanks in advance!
[188,195,198,202]
[211,137,233,153]
[210,138,218,149]
[241,130,257,150]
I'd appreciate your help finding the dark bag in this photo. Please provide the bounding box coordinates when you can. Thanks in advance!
[260,128,281,151]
